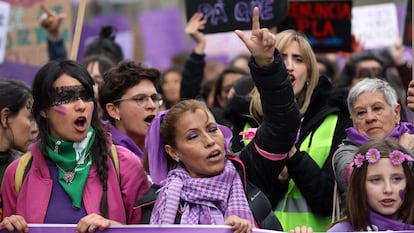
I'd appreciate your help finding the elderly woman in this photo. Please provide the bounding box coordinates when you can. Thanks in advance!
[333,78,414,212]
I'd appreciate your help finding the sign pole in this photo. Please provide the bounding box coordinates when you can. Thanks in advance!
[69,0,87,60]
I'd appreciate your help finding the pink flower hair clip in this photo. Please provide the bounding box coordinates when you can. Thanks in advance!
[389,150,414,166]
[365,148,381,164]
[354,153,365,168]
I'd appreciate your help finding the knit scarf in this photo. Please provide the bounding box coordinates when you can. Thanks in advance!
[150,159,255,225]
[346,122,414,145]
[45,127,95,209]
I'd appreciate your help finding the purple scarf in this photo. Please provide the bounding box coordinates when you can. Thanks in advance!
[368,210,414,231]
[146,110,233,185]
[150,160,255,225]
[346,122,414,145]
[330,211,414,231]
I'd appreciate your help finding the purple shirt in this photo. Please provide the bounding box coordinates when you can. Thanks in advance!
[44,160,86,223]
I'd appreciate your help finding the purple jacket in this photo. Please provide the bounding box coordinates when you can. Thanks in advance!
[1,139,150,224]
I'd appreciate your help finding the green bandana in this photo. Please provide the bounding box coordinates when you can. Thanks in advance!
[46,127,95,209]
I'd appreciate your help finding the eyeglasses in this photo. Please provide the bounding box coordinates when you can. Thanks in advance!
[113,93,163,107]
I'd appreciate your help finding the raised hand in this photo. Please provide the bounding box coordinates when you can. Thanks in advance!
[185,12,207,54]
[234,7,275,67]
[39,3,66,40]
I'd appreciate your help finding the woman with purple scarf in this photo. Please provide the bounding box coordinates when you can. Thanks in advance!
[333,78,414,212]
[141,7,300,232]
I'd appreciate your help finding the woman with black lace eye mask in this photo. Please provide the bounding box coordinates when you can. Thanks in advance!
[49,85,95,107]
[0,60,150,233]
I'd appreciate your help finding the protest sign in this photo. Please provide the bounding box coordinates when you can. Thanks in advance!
[185,0,288,34]
[0,1,10,63]
[4,0,72,67]
[352,3,399,50]
[278,0,352,53]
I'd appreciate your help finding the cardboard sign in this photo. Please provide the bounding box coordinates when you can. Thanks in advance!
[352,3,399,50]
[4,0,72,67]
[0,1,11,63]
[185,0,288,34]
[278,1,352,53]
[403,0,412,46]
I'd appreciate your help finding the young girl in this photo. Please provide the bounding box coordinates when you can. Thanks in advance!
[328,138,414,231]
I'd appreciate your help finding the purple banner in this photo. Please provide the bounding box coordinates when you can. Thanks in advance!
[0,224,279,233]
[137,6,185,69]
[0,224,413,233]
[0,60,39,86]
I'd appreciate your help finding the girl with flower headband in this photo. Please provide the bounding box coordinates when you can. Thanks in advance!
[328,138,414,232]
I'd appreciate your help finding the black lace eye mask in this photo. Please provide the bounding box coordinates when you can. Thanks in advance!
[50,85,94,107]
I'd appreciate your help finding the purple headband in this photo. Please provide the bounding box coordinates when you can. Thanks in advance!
[146,110,233,185]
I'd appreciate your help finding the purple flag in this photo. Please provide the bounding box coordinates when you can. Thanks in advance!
[137,6,185,69]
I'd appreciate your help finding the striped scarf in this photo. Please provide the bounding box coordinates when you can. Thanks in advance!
[150,159,255,225]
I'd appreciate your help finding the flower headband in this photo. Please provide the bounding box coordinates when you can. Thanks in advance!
[354,148,414,168]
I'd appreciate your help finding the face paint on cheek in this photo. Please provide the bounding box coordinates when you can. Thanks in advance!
[53,105,66,116]
[399,189,406,201]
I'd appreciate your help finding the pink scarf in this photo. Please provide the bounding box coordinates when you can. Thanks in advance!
[150,160,255,225]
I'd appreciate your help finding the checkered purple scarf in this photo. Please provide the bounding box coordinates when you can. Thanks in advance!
[150,159,255,225]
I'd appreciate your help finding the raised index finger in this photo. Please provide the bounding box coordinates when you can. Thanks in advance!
[252,6,260,31]
[40,3,54,16]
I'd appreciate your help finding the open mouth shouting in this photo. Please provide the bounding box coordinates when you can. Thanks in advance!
[144,114,156,124]
[74,116,88,132]
[289,74,296,86]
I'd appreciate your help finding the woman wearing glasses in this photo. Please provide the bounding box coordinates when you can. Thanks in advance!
[99,60,162,165]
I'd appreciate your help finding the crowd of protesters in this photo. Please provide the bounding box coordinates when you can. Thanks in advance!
[0,3,413,233]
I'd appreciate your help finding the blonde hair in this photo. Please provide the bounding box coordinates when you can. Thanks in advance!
[276,30,319,115]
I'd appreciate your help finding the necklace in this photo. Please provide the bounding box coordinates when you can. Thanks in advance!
[55,152,91,185]
[57,163,78,184]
